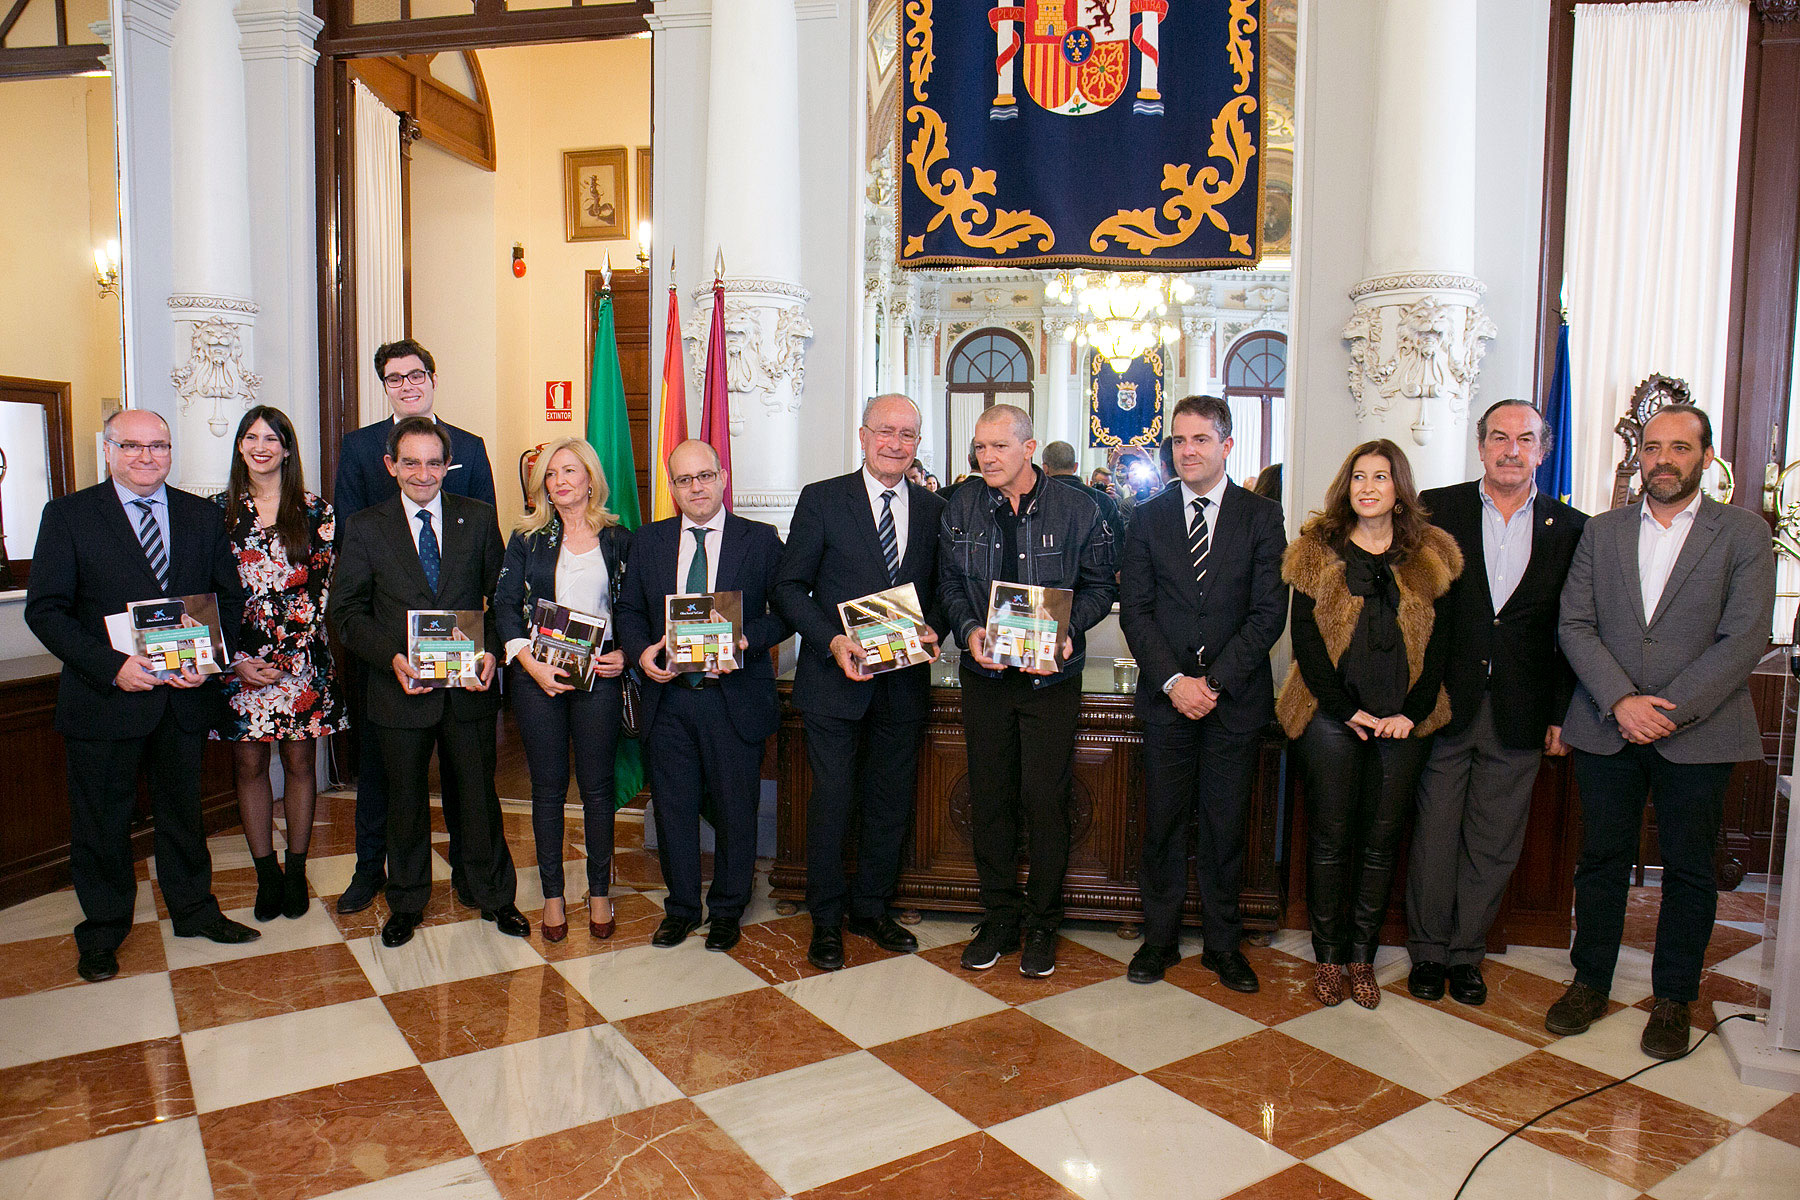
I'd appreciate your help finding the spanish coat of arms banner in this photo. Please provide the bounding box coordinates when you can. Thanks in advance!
[1089,347,1165,449]
[897,0,1264,270]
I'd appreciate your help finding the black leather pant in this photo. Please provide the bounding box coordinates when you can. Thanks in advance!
[1295,713,1431,964]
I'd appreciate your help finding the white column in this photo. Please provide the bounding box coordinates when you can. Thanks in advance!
[1181,315,1215,398]
[910,316,939,470]
[860,275,881,407]
[698,0,811,531]
[1043,316,1074,448]
[880,297,908,398]
[1341,0,1493,488]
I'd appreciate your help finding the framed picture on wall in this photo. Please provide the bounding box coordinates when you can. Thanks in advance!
[564,147,629,242]
[636,146,652,229]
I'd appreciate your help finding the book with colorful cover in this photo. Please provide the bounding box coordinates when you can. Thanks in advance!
[407,609,484,687]
[111,594,227,680]
[837,583,930,674]
[530,599,606,690]
[665,591,742,674]
[984,581,1073,672]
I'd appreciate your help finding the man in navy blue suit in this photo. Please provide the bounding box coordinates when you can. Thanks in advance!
[332,339,497,915]
[615,439,790,953]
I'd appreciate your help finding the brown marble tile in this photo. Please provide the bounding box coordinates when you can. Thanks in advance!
[0,1036,194,1158]
[918,935,1126,1004]
[614,987,857,1093]
[1715,889,1769,923]
[1388,958,1620,1050]
[1147,1028,1427,1158]
[1633,969,1764,1029]
[1701,923,1763,969]
[1441,1050,1735,1191]
[1164,946,1325,1026]
[731,913,900,984]
[1749,1091,1800,1148]
[198,1066,469,1200]
[795,1131,1081,1200]
[1221,1164,1376,1200]
[153,864,268,921]
[521,891,667,960]
[0,929,168,1000]
[871,1008,1132,1127]
[380,965,604,1063]
[171,943,374,1032]
[481,1098,782,1200]
[609,849,668,890]
[327,887,470,941]
[615,815,645,851]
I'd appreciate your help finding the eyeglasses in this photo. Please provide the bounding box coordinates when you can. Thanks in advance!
[107,439,173,457]
[382,370,431,389]
[672,470,721,488]
[864,425,921,445]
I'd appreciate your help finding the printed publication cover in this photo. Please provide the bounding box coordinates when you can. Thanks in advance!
[407,609,485,687]
[837,582,931,674]
[985,581,1073,672]
[530,599,607,690]
[108,594,228,680]
[665,591,742,674]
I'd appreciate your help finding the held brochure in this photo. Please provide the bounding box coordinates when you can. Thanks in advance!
[105,594,228,680]
[407,609,485,688]
[985,581,1073,672]
[530,598,607,691]
[838,583,931,674]
[665,591,742,674]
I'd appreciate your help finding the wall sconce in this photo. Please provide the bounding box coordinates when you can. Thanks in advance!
[637,221,651,271]
[94,239,120,297]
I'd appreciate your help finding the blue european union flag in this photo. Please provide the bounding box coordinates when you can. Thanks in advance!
[1537,320,1574,504]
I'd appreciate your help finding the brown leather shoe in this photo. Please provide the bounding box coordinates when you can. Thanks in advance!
[1640,997,1692,1060]
[1545,982,1610,1036]
[1314,962,1345,1007]
[1347,962,1381,1009]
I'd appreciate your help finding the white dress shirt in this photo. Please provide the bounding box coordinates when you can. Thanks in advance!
[675,508,726,593]
[399,492,446,558]
[863,466,909,564]
[1638,491,1702,623]
[1479,482,1536,612]
[504,540,612,665]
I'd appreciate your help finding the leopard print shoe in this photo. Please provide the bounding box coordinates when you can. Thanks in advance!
[1314,962,1345,1007]
[1348,962,1381,1009]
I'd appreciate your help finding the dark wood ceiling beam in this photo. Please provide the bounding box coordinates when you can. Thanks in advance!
[319,1,649,57]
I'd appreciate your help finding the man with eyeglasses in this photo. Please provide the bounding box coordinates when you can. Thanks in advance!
[27,409,260,982]
[772,395,947,969]
[331,339,496,917]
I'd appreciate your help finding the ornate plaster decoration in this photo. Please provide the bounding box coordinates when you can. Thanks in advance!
[171,316,263,438]
[680,279,814,424]
[1343,286,1496,445]
[167,292,260,316]
[1348,271,1485,302]
[1180,315,1216,339]
[1755,0,1798,22]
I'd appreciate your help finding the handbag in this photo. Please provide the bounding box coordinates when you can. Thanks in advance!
[620,665,645,739]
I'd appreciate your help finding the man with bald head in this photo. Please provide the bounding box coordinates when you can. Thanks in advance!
[615,439,791,952]
[773,395,947,969]
[27,410,257,982]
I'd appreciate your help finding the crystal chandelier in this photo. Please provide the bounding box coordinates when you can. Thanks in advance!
[1046,271,1195,374]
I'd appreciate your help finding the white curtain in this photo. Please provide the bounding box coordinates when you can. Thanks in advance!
[1225,396,1261,484]
[1564,0,1747,515]
[353,81,405,427]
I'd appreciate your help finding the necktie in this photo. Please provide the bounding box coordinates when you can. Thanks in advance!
[132,498,169,592]
[877,489,900,583]
[416,509,441,593]
[1189,496,1212,593]
[681,527,710,688]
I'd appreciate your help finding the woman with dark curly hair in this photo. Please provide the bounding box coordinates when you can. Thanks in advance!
[1276,439,1461,1009]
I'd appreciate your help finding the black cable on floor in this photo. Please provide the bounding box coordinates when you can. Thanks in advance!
[1452,1010,1760,1200]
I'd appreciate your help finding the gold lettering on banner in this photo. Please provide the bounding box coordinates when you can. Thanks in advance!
[906,0,934,102]
[904,104,1055,256]
[1089,94,1257,255]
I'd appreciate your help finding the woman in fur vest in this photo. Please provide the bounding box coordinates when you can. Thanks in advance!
[1276,440,1462,1009]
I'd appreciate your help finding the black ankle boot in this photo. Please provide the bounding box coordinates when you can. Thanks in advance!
[252,853,284,922]
[282,851,309,919]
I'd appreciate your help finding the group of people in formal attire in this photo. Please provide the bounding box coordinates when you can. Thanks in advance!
[26,338,1773,1063]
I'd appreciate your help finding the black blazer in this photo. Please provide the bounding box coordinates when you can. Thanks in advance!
[1422,481,1587,748]
[1118,481,1289,734]
[771,471,946,720]
[328,492,504,728]
[495,516,633,648]
[25,482,245,739]
[332,417,497,525]
[613,512,790,744]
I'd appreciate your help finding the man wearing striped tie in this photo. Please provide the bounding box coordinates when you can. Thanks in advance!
[26,409,258,983]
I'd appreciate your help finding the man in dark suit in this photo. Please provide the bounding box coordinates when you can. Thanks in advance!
[616,439,791,953]
[1118,395,1288,991]
[772,395,946,970]
[332,339,496,915]
[26,409,259,981]
[1408,399,1587,1007]
[328,416,527,948]
[1548,404,1775,1060]
[1043,440,1126,548]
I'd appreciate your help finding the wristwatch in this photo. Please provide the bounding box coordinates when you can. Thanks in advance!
[1205,674,1222,694]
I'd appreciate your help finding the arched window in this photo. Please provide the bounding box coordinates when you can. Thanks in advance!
[1221,331,1287,477]
[945,328,1034,477]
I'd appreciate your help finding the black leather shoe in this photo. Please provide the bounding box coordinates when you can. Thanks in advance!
[808,924,845,971]
[1127,942,1181,984]
[1447,964,1488,1006]
[846,914,918,953]
[1641,997,1692,1060]
[381,911,422,947]
[1200,948,1260,993]
[178,916,262,944]
[1545,982,1610,1036]
[1408,961,1447,1001]
[704,917,741,952]
[77,947,119,983]
[336,872,385,915]
[483,905,530,938]
[651,914,700,947]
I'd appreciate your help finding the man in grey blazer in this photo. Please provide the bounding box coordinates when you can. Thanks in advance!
[1547,404,1775,1059]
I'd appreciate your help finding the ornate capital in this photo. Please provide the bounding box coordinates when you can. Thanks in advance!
[680,282,813,426]
[1180,315,1215,339]
[170,315,263,439]
[1343,281,1496,445]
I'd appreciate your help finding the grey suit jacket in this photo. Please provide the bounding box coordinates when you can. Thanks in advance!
[1558,496,1775,763]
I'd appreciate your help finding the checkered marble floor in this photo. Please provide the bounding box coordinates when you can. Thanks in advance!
[1,793,1795,1200]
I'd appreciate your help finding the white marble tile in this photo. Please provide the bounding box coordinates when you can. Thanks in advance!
[695,1050,975,1195]
[1543,1005,1788,1123]
[1022,976,1262,1072]
[736,867,782,927]
[1268,928,1313,959]
[306,851,363,901]
[203,830,285,874]
[430,850,453,881]
[159,902,344,969]
[345,918,544,996]
[310,1157,503,1200]
[0,1114,213,1200]
[1710,942,1770,987]
[1278,990,1533,1097]
[182,996,417,1113]
[1310,1100,1637,1200]
[777,952,1007,1047]
[990,1075,1296,1200]
[423,1025,681,1154]
[903,910,983,952]
[0,888,86,945]
[1717,919,1764,936]
[1261,932,1411,981]
[1057,923,1145,965]
[1648,1128,1800,1200]
[1489,943,1655,1006]
[0,972,178,1069]
[553,938,765,1020]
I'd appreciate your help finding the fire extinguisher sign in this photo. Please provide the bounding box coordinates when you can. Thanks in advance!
[546,381,573,421]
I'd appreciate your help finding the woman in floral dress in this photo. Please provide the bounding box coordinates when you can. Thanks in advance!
[213,406,347,920]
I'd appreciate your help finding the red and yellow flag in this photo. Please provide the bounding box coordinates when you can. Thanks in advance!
[650,282,689,522]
